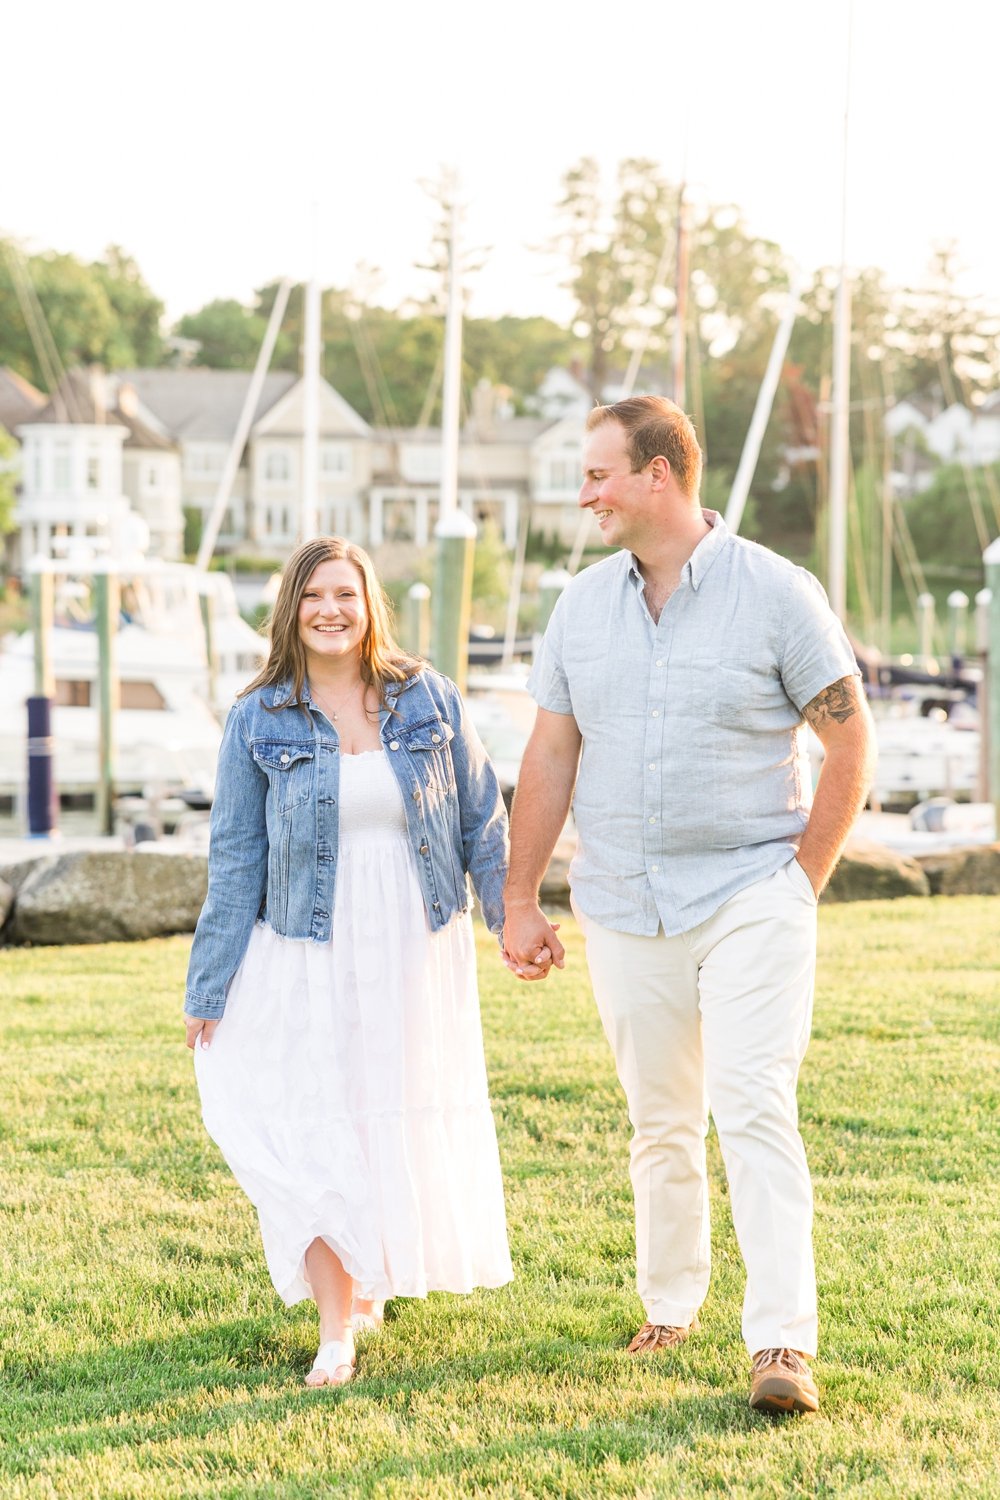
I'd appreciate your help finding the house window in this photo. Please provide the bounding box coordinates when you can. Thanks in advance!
[264,449,291,482]
[545,456,578,491]
[185,446,224,476]
[86,454,101,490]
[53,442,72,491]
[321,443,352,477]
[144,462,159,491]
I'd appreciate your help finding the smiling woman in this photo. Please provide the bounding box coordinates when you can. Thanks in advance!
[182,535,516,1390]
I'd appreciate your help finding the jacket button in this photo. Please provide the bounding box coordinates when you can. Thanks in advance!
[432,900,440,909]
[412,788,420,800]
[419,843,428,855]
[280,753,290,764]
[431,732,441,743]
[389,740,400,750]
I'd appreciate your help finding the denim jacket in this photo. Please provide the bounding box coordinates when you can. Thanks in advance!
[184,667,509,1020]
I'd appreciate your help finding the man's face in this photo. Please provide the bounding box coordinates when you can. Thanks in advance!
[578,421,658,552]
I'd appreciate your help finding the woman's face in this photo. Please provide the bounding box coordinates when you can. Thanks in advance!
[297,558,368,668]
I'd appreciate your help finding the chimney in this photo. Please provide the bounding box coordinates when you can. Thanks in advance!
[88,366,107,425]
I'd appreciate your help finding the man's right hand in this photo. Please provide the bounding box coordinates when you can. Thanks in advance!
[502,902,565,982]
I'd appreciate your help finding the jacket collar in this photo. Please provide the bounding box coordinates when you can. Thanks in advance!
[262,671,423,710]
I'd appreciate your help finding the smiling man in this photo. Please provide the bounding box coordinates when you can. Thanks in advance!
[503,395,876,1416]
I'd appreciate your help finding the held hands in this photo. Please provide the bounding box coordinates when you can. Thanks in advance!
[502,902,566,983]
[185,1016,219,1050]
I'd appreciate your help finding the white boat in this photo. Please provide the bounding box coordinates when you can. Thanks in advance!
[0,562,266,805]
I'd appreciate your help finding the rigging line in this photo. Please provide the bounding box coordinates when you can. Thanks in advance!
[345,314,388,431]
[855,349,885,628]
[356,308,401,431]
[416,341,445,431]
[13,249,83,424]
[889,509,920,617]
[950,355,1000,533]
[2,241,69,413]
[846,465,876,640]
[935,349,992,550]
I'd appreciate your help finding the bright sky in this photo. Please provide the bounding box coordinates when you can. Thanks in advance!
[5,0,998,328]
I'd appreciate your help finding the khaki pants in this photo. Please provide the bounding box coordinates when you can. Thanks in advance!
[574,860,818,1356]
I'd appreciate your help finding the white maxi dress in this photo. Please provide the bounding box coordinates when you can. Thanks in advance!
[195,749,513,1306]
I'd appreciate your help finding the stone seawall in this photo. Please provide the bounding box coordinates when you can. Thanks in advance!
[1,838,998,946]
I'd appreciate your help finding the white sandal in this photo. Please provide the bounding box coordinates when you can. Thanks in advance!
[350,1297,385,1335]
[305,1338,355,1387]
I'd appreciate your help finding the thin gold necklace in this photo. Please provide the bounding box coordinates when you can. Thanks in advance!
[311,679,364,722]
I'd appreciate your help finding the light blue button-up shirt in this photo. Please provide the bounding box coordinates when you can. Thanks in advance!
[528,512,859,936]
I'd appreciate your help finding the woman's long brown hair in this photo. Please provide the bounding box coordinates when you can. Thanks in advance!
[240,536,418,712]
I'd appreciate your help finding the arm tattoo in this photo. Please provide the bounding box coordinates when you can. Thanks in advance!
[803,676,859,729]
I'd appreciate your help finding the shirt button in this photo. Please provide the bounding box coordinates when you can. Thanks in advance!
[651,864,660,874]
[655,658,664,667]
[649,763,656,771]
[431,732,442,743]
[651,709,660,718]
[389,740,400,750]
[648,816,657,824]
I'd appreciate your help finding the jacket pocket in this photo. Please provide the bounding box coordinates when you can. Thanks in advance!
[397,718,455,789]
[251,740,315,812]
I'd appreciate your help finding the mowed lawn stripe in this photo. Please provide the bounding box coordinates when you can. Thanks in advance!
[1,899,998,1498]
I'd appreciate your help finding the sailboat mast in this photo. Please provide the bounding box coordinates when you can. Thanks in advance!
[439,189,463,523]
[301,215,321,542]
[431,175,476,690]
[828,1,854,619]
[672,189,690,407]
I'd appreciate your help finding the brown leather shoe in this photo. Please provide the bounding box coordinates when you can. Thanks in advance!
[627,1318,697,1354]
[749,1347,819,1414]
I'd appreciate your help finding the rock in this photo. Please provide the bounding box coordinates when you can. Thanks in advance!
[5,850,208,945]
[823,838,930,902]
[917,843,1000,897]
[0,877,14,931]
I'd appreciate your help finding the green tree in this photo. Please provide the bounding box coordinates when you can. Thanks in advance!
[174,298,278,370]
[552,157,677,399]
[92,245,165,366]
[0,240,167,387]
[903,461,998,592]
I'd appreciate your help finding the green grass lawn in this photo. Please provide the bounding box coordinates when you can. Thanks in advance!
[1,900,998,1499]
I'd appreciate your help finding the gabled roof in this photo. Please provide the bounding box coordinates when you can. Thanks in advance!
[0,366,46,433]
[19,369,126,429]
[116,368,298,441]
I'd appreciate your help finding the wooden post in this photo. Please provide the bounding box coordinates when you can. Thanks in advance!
[917,592,935,662]
[431,512,476,691]
[30,565,55,697]
[975,587,991,806]
[984,539,1000,831]
[93,569,120,837]
[403,582,431,659]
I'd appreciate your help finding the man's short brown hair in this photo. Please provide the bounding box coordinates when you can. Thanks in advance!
[586,395,703,497]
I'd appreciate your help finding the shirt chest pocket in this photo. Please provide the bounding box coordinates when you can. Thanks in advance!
[252,740,316,812]
[396,719,455,789]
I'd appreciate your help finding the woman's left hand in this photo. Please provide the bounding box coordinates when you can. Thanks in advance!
[185,1016,219,1050]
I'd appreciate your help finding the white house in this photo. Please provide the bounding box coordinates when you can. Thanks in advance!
[14,370,184,564]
